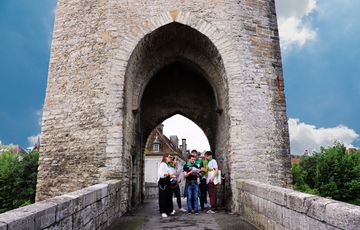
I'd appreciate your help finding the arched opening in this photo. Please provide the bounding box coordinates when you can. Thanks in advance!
[143,114,211,201]
[123,22,230,209]
[140,61,217,151]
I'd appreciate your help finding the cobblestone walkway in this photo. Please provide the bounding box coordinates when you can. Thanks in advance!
[106,198,257,230]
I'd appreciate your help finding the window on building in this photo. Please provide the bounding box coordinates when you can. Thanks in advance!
[153,135,161,152]
[153,143,160,152]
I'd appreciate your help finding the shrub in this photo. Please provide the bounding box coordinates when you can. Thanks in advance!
[0,150,39,213]
[292,143,360,206]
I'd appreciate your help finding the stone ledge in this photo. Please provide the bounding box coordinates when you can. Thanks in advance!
[0,222,6,230]
[0,180,122,230]
[237,180,360,230]
[0,208,36,230]
[325,201,360,229]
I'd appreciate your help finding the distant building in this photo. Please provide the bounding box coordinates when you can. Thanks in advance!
[291,155,301,165]
[347,148,358,154]
[0,144,28,155]
[26,136,41,153]
[144,124,186,183]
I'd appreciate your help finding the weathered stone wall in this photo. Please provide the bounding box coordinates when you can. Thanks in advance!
[238,180,360,230]
[37,0,291,212]
[144,182,158,200]
[0,181,123,230]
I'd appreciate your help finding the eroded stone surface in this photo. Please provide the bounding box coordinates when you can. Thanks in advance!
[0,181,122,230]
[238,180,360,230]
[36,0,291,215]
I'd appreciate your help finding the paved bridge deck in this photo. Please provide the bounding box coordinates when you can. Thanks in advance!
[106,198,257,230]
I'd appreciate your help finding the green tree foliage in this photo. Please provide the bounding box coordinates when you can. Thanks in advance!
[292,163,318,194]
[0,150,39,213]
[292,143,360,206]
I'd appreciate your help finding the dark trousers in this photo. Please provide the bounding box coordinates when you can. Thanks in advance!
[208,182,217,211]
[158,177,173,214]
[171,184,182,209]
[199,178,208,209]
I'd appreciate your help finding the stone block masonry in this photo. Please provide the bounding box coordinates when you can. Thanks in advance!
[144,182,158,200]
[2,180,360,229]
[37,0,291,213]
[0,180,123,230]
[237,180,360,230]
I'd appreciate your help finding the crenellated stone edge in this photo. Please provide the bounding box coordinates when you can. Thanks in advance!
[0,180,122,230]
[237,180,360,230]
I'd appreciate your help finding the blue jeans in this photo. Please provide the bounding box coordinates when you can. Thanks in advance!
[186,180,199,213]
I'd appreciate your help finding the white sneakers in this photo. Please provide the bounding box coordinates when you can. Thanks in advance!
[207,210,216,214]
[162,209,189,217]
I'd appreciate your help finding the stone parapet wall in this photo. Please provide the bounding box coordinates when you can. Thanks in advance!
[0,180,124,230]
[237,180,360,230]
[145,182,158,200]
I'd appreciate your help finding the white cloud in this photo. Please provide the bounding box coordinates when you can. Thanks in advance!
[44,2,57,47]
[288,118,359,154]
[27,134,40,147]
[276,0,317,50]
[36,109,43,127]
[162,114,210,152]
[159,116,359,155]
[25,110,43,148]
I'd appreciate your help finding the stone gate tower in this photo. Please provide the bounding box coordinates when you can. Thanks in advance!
[36,0,292,212]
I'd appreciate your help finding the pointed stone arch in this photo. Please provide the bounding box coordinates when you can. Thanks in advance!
[37,3,291,214]
[119,15,234,209]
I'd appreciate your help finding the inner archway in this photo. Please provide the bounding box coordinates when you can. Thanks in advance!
[140,61,217,151]
[131,61,222,206]
[143,114,211,202]
[123,22,231,209]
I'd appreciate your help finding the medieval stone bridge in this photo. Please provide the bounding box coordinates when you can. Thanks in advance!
[0,180,359,229]
[0,0,360,229]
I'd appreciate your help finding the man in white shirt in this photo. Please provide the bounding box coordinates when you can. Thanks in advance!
[204,151,218,213]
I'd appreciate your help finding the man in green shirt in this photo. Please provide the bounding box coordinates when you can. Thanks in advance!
[183,154,200,214]
[190,149,209,210]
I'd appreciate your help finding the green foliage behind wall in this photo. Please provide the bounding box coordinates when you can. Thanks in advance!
[0,150,39,213]
[292,143,360,206]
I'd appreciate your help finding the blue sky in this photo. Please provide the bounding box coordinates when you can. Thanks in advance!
[277,0,360,153]
[0,0,359,154]
[0,0,56,147]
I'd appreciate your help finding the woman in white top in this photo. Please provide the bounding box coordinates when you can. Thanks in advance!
[158,153,174,217]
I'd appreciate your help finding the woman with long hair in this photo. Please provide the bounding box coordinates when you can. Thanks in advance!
[158,153,174,217]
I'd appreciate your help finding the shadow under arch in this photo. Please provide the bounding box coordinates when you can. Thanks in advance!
[140,61,218,152]
[123,22,231,209]
[124,22,229,113]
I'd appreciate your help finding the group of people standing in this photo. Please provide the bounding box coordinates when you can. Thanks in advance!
[157,149,219,217]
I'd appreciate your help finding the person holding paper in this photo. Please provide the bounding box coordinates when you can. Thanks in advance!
[183,154,200,214]
[204,151,218,213]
